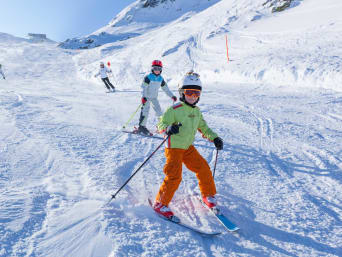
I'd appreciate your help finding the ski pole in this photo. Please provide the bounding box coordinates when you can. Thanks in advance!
[111,72,116,83]
[212,149,219,179]
[109,135,170,202]
[122,103,142,129]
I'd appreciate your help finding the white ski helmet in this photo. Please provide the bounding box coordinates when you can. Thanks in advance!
[179,71,202,90]
[178,71,202,104]
[100,62,104,66]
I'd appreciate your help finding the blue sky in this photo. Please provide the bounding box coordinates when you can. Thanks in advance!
[0,0,136,42]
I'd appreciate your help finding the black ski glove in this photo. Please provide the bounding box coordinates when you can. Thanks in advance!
[213,137,223,150]
[166,124,180,135]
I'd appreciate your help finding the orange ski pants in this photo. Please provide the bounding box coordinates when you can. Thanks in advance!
[155,145,216,206]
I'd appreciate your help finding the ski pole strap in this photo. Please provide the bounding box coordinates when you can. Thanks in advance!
[213,149,218,179]
[122,103,142,129]
[110,135,169,200]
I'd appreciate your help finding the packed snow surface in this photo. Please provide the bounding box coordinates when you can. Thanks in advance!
[1,0,342,256]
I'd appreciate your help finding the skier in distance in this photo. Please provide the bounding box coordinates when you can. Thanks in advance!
[0,64,5,79]
[137,60,177,135]
[94,62,115,92]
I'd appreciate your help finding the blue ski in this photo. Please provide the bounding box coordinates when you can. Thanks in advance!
[213,211,239,232]
[198,196,239,232]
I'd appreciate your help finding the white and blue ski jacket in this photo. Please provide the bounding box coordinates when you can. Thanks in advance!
[141,73,174,99]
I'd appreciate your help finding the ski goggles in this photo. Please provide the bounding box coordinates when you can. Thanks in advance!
[152,66,162,71]
[183,89,201,97]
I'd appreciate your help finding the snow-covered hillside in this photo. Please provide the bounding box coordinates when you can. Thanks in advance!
[67,0,342,91]
[59,0,222,49]
[1,0,342,256]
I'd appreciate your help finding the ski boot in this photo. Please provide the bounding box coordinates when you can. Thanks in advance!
[138,125,151,135]
[203,196,220,214]
[153,202,179,222]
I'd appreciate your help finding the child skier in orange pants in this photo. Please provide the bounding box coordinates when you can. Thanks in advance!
[153,71,223,220]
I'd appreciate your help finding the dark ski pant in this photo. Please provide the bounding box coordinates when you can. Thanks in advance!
[102,77,115,90]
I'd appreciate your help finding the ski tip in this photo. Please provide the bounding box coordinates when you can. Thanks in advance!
[229,227,240,232]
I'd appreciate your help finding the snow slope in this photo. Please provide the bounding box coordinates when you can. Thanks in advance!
[67,0,342,92]
[1,0,342,256]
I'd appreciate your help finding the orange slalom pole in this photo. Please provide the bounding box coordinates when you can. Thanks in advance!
[225,35,230,63]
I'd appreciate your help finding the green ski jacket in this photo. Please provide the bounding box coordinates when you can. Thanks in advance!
[158,102,218,149]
